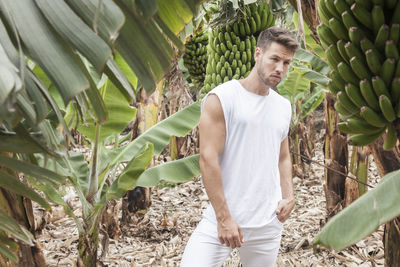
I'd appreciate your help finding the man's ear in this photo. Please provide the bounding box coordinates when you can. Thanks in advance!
[254,47,262,63]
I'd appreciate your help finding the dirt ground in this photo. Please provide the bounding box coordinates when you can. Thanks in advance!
[36,141,385,267]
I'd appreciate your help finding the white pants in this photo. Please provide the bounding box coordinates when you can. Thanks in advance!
[180,216,283,267]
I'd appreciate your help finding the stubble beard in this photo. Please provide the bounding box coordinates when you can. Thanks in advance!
[257,66,281,88]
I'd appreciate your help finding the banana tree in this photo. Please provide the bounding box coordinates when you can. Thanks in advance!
[314,169,400,260]
[47,78,201,264]
[277,48,327,179]
[315,0,400,264]
[0,0,204,264]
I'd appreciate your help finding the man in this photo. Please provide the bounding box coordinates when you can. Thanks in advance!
[181,26,299,267]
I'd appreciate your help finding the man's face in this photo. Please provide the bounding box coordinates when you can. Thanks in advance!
[255,42,294,88]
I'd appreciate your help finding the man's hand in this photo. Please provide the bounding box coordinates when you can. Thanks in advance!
[217,218,244,249]
[275,198,295,223]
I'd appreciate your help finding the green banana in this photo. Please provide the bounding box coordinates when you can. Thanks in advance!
[360,106,387,127]
[381,58,396,87]
[383,124,397,150]
[391,78,400,103]
[318,0,331,25]
[349,27,367,46]
[350,56,371,80]
[392,1,400,24]
[372,5,385,34]
[255,13,262,32]
[249,17,257,34]
[330,69,347,90]
[390,24,400,45]
[385,40,399,60]
[244,21,251,35]
[350,130,385,146]
[329,17,349,40]
[365,49,382,75]
[337,61,359,85]
[351,3,373,30]
[341,11,359,30]
[360,79,380,111]
[337,91,360,114]
[335,100,355,117]
[372,76,391,98]
[334,0,351,14]
[233,23,240,36]
[345,83,367,108]
[355,0,372,9]
[327,44,342,69]
[324,0,341,19]
[338,121,353,134]
[317,24,338,46]
[375,24,390,52]
[328,80,341,95]
[379,94,396,122]
[337,40,350,64]
[345,42,365,64]
[347,118,384,134]
[360,38,375,53]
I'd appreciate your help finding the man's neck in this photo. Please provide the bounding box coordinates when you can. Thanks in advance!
[238,71,270,96]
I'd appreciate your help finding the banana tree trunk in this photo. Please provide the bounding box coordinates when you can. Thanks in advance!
[0,189,46,267]
[121,80,163,225]
[323,94,348,218]
[369,133,400,267]
[77,221,99,267]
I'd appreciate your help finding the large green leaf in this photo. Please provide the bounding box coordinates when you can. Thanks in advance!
[106,143,153,201]
[278,69,310,102]
[294,48,329,75]
[0,154,65,185]
[0,130,45,154]
[115,2,174,93]
[0,210,34,246]
[78,79,137,143]
[65,0,124,46]
[292,12,325,59]
[114,0,204,93]
[298,87,325,120]
[0,0,89,105]
[314,169,400,251]
[102,101,201,173]
[0,44,21,104]
[136,154,200,186]
[36,0,112,73]
[294,66,330,87]
[0,169,50,210]
[156,0,193,34]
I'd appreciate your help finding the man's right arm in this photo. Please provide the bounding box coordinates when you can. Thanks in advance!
[199,94,243,249]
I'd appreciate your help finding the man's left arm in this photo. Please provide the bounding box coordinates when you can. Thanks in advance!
[275,136,295,223]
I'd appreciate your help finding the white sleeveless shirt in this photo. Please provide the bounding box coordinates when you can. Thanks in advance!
[201,79,292,228]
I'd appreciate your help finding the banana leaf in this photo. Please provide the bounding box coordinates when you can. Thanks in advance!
[101,101,201,173]
[106,143,153,201]
[136,154,200,187]
[314,169,400,251]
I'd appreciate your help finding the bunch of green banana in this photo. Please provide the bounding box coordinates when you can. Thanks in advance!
[200,1,275,98]
[319,0,400,150]
[183,31,209,88]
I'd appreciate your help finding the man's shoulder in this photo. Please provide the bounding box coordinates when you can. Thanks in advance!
[210,80,238,95]
[271,89,290,105]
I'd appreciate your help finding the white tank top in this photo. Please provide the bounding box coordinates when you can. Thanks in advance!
[201,79,292,228]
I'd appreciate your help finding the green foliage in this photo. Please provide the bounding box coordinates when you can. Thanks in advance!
[314,169,400,251]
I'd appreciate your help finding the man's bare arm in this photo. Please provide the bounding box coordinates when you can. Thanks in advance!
[200,94,243,248]
[275,136,295,222]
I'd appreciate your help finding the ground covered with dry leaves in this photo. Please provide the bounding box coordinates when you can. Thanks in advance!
[37,141,385,266]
